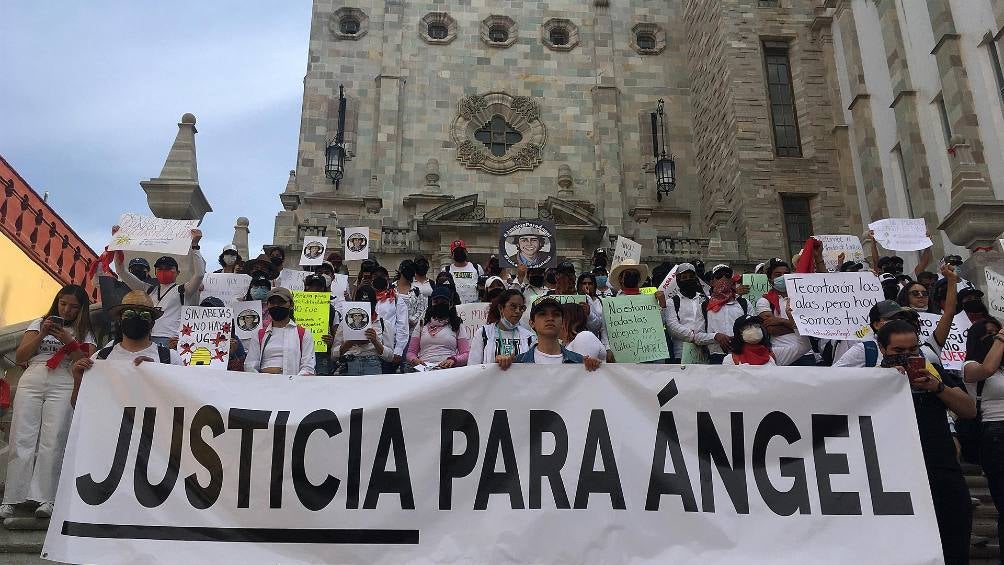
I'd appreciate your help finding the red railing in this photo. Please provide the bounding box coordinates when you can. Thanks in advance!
[0,155,100,303]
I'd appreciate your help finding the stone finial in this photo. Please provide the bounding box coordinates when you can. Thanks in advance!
[140,113,213,221]
[557,164,573,197]
[284,170,297,193]
[232,216,250,259]
[424,158,441,194]
[938,135,1004,250]
[279,170,300,211]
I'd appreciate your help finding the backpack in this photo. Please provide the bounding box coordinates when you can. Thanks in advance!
[700,297,749,330]
[97,344,172,364]
[481,326,534,355]
[148,283,186,306]
[863,341,879,368]
[258,324,307,350]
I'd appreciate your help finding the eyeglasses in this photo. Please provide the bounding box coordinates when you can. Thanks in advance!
[505,303,527,311]
[121,309,152,321]
[909,290,929,297]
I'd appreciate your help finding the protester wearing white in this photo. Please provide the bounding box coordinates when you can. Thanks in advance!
[244,288,315,375]
[565,330,606,360]
[470,323,537,364]
[662,264,717,361]
[755,297,812,366]
[331,318,395,375]
[97,342,183,365]
[722,355,777,366]
[375,292,410,361]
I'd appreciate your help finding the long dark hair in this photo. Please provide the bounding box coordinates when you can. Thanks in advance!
[729,315,770,354]
[966,317,1003,366]
[44,284,92,341]
[896,282,927,308]
[488,289,524,325]
[561,302,587,341]
[576,273,597,297]
[424,297,463,333]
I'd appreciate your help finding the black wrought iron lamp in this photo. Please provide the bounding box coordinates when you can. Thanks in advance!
[650,99,676,201]
[325,85,348,188]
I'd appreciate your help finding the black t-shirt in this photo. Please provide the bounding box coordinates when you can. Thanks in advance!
[913,369,964,473]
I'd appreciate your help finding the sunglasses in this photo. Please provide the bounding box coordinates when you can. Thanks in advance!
[909,290,929,297]
[121,309,152,321]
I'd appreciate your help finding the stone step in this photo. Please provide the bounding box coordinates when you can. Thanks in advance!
[970,543,1001,560]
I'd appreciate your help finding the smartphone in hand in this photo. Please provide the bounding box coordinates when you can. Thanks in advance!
[906,356,927,381]
[48,316,65,327]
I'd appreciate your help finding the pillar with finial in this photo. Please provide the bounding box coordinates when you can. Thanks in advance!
[232,217,250,259]
[557,164,574,197]
[140,113,213,221]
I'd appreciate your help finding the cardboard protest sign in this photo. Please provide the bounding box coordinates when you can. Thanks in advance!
[611,236,642,269]
[601,294,670,363]
[293,291,331,353]
[330,273,349,300]
[783,272,884,339]
[815,235,865,272]
[200,273,252,307]
[344,227,370,261]
[277,269,309,292]
[639,287,657,295]
[299,236,328,267]
[868,218,932,252]
[986,267,1004,320]
[177,306,232,368]
[917,312,972,370]
[742,274,769,306]
[681,342,708,364]
[339,301,371,341]
[499,220,556,269]
[107,213,199,256]
[232,301,263,341]
[657,264,680,296]
[455,303,490,339]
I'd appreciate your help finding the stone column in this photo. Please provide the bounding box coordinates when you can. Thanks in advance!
[368,0,403,216]
[232,217,250,259]
[589,0,623,241]
[140,113,212,222]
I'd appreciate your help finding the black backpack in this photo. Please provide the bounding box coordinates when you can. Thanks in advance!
[147,283,186,306]
[96,344,173,364]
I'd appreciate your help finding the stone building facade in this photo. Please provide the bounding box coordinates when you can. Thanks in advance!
[270,0,876,270]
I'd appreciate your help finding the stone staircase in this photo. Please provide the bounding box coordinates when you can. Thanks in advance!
[966,463,1001,565]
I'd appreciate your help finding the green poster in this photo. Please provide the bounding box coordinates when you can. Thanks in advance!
[742,274,770,306]
[601,294,670,363]
[292,291,331,353]
[680,342,709,364]
[545,294,590,305]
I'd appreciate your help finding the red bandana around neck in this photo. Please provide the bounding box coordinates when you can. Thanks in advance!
[732,344,773,366]
[376,289,396,302]
[707,276,737,313]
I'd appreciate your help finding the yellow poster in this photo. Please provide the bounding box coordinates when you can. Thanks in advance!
[293,291,331,353]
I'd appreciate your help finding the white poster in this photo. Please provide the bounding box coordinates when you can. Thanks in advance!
[339,301,372,340]
[344,227,370,261]
[657,264,680,296]
[868,218,932,252]
[455,302,490,339]
[177,306,232,368]
[47,363,941,565]
[783,272,884,339]
[814,235,865,272]
[986,267,1004,320]
[232,301,263,341]
[331,273,350,300]
[200,273,252,307]
[611,236,642,269]
[300,236,328,267]
[277,268,309,292]
[108,213,199,255]
[917,312,972,371]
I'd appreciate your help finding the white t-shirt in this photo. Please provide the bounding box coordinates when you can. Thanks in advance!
[566,331,605,360]
[413,279,433,298]
[443,263,482,304]
[964,362,1004,422]
[705,300,748,355]
[534,350,565,364]
[25,318,96,367]
[91,342,183,365]
[755,296,812,366]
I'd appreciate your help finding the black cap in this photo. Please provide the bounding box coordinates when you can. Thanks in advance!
[128,257,150,269]
[959,287,985,302]
[556,261,576,275]
[304,273,327,288]
[839,260,864,272]
[877,256,904,268]
[250,274,271,287]
[360,259,379,272]
[154,256,179,269]
[529,296,564,319]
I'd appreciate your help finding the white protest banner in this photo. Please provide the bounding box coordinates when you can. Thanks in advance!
[300,236,328,267]
[986,267,1004,319]
[330,273,349,300]
[917,312,972,370]
[48,363,941,565]
[177,306,232,368]
[784,272,884,339]
[455,302,490,339]
[611,236,642,269]
[200,273,252,307]
[232,301,263,341]
[277,268,309,292]
[814,234,865,272]
[867,218,933,252]
[108,213,199,255]
[657,264,680,296]
[339,301,372,340]
[344,227,370,261]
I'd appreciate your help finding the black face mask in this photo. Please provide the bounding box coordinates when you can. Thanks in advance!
[430,304,451,319]
[373,276,389,290]
[880,354,913,369]
[268,306,291,321]
[528,275,545,287]
[882,282,900,300]
[270,256,284,267]
[963,301,988,314]
[679,278,701,296]
[453,249,468,263]
[120,317,151,340]
[129,268,149,280]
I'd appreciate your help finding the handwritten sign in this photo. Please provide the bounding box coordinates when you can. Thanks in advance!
[917,312,972,371]
[200,273,252,307]
[815,235,865,272]
[232,301,263,341]
[455,303,491,340]
[868,218,932,252]
[742,274,769,306]
[277,269,309,292]
[783,272,884,339]
[293,291,331,353]
[611,236,642,269]
[344,227,370,261]
[657,265,680,296]
[986,268,1004,319]
[601,294,669,363]
[108,213,199,255]
[339,302,372,341]
[178,306,232,368]
[300,236,328,267]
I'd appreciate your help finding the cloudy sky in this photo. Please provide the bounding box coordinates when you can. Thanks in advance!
[1,1,311,262]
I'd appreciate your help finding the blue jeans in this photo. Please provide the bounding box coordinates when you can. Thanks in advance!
[345,356,383,376]
[151,336,171,348]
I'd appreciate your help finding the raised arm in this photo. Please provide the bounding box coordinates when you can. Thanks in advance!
[867,230,880,275]
[913,236,933,277]
[964,328,1004,382]
[933,265,959,347]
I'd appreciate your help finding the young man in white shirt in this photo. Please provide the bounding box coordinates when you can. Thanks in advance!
[756,259,813,366]
[442,240,483,304]
[503,297,601,370]
[703,264,748,365]
[663,263,721,363]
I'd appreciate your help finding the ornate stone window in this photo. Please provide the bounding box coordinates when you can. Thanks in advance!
[420,12,457,45]
[630,23,666,55]
[481,15,517,48]
[541,18,579,51]
[451,92,547,175]
[330,8,368,40]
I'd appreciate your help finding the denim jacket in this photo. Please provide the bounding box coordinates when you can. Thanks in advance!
[513,344,584,364]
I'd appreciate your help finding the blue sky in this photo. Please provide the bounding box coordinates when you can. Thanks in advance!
[1,1,310,261]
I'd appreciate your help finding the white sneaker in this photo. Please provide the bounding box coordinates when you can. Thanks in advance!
[34,502,53,518]
[0,505,13,519]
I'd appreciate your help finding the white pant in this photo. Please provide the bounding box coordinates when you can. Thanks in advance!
[3,363,74,505]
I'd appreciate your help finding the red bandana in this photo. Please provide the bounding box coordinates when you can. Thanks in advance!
[732,344,773,366]
[620,288,641,295]
[707,276,737,313]
[376,289,396,302]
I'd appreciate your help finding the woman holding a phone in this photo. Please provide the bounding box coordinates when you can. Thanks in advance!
[2,285,95,520]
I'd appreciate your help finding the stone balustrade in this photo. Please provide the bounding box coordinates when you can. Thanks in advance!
[655,236,710,258]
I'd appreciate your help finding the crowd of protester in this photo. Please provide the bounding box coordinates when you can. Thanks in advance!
[5,226,1003,564]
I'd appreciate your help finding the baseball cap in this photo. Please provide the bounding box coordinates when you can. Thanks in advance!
[556,261,576,275]
[943,255,963,266]
[266,287,293,304]
[676,262,696,274]
[431,285,454,301]
[250,274,271,288]
[223,244,238,253]
[959,287,985,302]
[128,257,150,269]
[877,256,904,268]
[711,264,733,278]
[450,240,467,253]
[485,275,505,289]
[304,273,327,288]
[879,273,898,284]
[529,296,564,319]
[839,260,864,272]
[154,256,179,270]
[871,300,910,321]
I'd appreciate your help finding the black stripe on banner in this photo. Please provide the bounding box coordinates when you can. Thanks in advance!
[61,522,419,544]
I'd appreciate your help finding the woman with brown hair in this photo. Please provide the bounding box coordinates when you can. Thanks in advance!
[560,302,606,361]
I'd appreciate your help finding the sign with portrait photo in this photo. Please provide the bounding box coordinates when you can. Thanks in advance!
[232,301,263,341]
[344,228,370,261]
[498,220,556,269]
[339,301,371,341]
[299,236,328,267]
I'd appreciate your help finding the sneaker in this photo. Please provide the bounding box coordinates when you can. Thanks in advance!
[0,505,13,519]
[34,502,53,518]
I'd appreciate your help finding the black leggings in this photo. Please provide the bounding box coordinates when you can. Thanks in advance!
[981,421,1004,563]
[927,468,972,565]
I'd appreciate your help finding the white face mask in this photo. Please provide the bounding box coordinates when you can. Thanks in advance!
[741,326,764,344]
